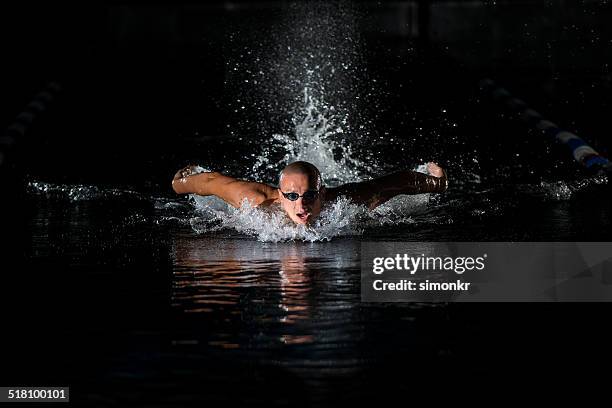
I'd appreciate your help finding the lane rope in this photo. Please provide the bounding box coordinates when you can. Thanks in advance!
[1,82,62,167]
[479,78,610,174]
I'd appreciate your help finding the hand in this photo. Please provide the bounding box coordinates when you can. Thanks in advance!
[426,162,444,178]
[173,164,201,181]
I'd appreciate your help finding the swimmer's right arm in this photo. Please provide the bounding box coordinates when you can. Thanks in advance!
[171,165,278,208]
[327,162,448,209]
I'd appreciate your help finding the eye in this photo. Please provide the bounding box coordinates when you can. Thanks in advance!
[285,192,299,201]
[303,191,317,200]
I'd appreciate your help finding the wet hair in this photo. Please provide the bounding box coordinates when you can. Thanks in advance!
[278,161,323,189]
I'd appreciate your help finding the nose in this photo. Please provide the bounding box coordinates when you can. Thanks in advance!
[294,197,308,211]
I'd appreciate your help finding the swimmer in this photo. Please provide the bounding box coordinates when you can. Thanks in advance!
[171,161,448,225]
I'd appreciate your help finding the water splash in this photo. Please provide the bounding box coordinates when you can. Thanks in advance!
[188,193,431,242]
[252,87,378,186]
[538,173,609,200]
[225,1,384,185]
[26,181,144,201]
[25,171,608,242]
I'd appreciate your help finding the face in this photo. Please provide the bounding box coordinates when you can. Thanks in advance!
[278,172,325,225]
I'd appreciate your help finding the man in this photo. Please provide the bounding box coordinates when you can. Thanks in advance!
[172,161,448,225]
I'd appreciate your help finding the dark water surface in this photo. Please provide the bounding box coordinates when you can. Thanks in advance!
[1,188,610,405]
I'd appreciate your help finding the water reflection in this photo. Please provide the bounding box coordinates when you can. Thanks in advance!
[171,236,361,350]
[168,235,453,404]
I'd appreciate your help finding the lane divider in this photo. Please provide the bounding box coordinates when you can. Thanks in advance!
[479,78,610,174]
[1,82,62,167]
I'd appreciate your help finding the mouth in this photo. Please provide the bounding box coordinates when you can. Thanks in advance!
[296,212,311,222]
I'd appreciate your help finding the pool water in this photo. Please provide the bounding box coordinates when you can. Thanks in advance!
[5,158,609,405]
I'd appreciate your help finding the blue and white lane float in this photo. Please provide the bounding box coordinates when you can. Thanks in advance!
[1,82,62,167]
[479,78,611,175]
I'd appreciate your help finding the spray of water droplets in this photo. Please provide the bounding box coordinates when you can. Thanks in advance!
[224,2,384,182]
[188,193,430,242]
[252,87,377,186]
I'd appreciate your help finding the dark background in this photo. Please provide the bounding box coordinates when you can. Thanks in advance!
[2,1,611,184]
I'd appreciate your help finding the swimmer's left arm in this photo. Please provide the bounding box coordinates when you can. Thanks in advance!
[328,162,448,209]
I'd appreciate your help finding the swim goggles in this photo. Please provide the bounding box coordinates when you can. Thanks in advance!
[281,190,320,201]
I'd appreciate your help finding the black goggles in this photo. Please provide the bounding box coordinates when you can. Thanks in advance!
[281,190,320,201]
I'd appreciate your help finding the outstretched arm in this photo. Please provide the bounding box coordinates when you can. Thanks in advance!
[171,165,278,208]
[327,162,448,209]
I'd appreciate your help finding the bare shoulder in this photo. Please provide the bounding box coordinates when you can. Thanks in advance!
[324,181,376,205]
[222,179,279,208]
[258,196,281,208]
[254,184,280,206]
